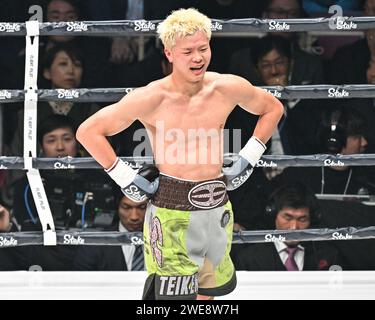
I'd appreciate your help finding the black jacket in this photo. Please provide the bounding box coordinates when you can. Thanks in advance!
[231,241,341,271]
[74,225,128,271]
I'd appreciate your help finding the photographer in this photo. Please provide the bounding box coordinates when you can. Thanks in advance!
[12,114,115,270]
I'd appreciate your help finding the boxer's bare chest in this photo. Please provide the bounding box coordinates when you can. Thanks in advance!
[144,87,231,136]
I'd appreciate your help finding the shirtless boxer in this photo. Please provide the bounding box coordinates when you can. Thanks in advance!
[76,8,283,300]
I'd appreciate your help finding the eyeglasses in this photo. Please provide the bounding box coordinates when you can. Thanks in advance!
[258,58,289,72]
[266,8,300,19]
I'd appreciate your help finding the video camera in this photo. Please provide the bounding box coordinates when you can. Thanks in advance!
[42,170,117,229]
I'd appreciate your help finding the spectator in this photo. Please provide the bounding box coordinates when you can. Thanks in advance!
[10,43,100,157]
[11,0,110,88]
[329,0,375,85]
[194,0,262,72]
[74,194,147,271]
[231,183,342,271]
[226,36,322,167]
[84,0,191,66]
[273,107,375,195]
[330,0,375,153]
[12,114,113,270]
[303,0,363,15]
[229,0,324,85]
[13,114,113,230]
[13,114,80,229]
[6,44,100,207]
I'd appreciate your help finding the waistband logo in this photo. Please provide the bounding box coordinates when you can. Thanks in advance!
[0,90,12,100]
[0,23,21,32]
[188,180,226,209]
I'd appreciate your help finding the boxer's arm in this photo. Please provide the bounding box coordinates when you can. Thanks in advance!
[223,74,284,144]
[76,86,156,169]
[220,75,284,190]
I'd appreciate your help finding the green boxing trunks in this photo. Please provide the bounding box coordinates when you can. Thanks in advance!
[142,173,236,300]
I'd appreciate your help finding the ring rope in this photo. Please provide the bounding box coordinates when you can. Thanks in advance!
[0,16,373,37]
[0,226,374,247]
[1,154,375,170]
[1,16,374,247]
[22,21,56,245]
[3,84,375,103]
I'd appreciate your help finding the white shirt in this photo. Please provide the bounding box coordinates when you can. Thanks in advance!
[119,222,136,271]
[270,104,287,155]
[270,127,284,155]
[274,240,305,271]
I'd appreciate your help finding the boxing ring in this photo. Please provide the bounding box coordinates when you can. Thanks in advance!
[1,15,375,299]
[1,271,375,300]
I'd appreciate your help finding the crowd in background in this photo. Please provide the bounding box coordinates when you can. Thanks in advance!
[1,0,375,272]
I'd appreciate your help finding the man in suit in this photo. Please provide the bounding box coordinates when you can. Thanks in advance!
[231,183,342,271]
[74,193,147,271]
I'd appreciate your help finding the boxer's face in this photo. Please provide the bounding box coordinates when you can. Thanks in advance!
[43,51,83,89]
[118,197,147,232]
[256,49,290,86]
[164,31,211,83]
[41,127,78,157]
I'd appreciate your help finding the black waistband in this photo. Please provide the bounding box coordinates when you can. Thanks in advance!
[151,174,228,211]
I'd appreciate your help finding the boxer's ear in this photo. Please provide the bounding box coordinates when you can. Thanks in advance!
[164,47,173,63]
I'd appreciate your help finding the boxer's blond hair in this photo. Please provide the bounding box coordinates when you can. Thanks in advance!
[157,8,212,49]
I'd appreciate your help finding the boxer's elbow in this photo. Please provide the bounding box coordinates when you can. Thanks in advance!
[273,99,284,120]
[76,120,92,145]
